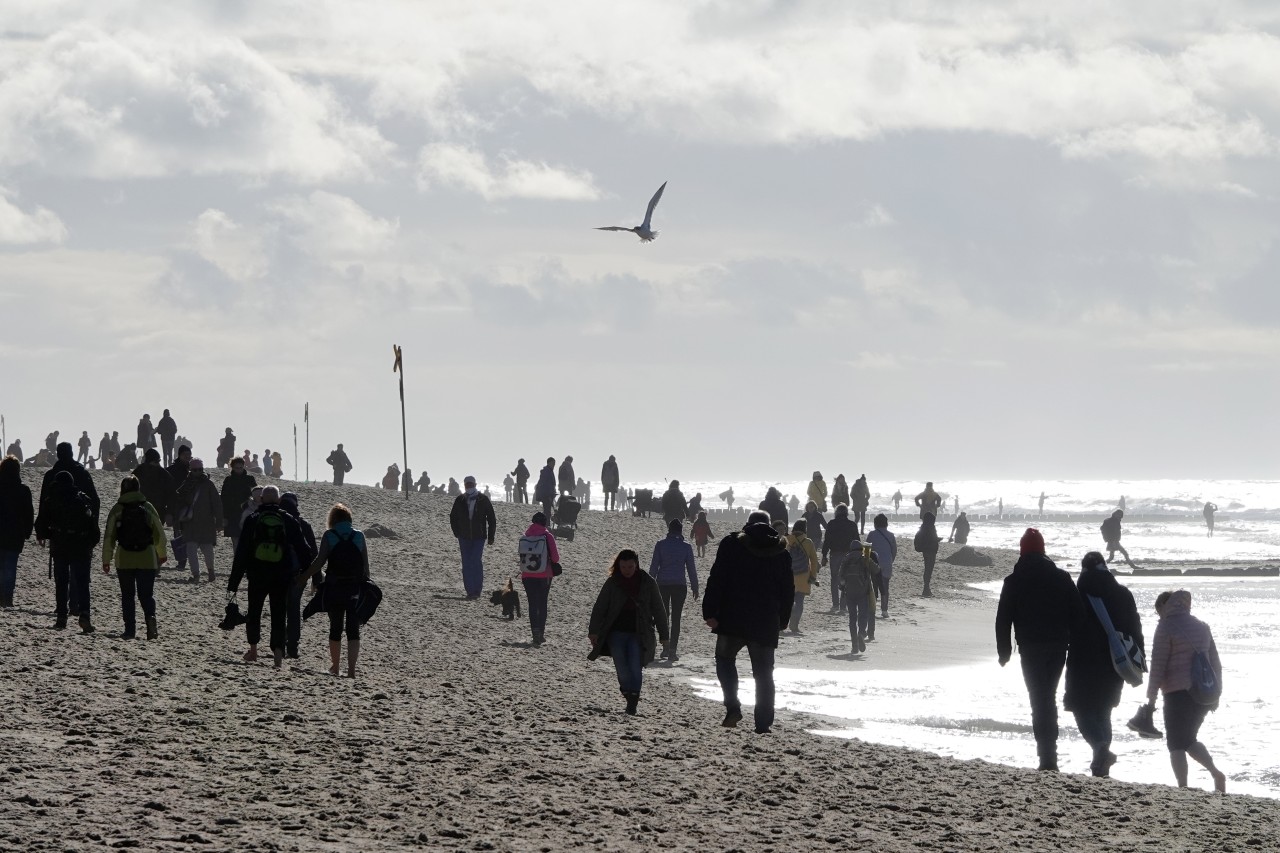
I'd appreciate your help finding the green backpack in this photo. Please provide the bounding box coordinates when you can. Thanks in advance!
[252,509,288,565]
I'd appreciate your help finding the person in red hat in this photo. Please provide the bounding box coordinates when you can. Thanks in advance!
[995,528,1084,771]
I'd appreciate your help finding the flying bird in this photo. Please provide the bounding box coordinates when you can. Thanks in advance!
[595,181,667,243]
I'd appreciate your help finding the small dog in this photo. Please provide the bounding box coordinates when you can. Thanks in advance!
[489,579,521,620]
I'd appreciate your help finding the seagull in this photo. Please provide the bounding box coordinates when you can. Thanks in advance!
[595,181,667,243]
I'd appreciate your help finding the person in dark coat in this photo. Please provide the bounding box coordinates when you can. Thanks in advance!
[557,456,575,496]
[35,469,100,632]
[156,409,178,466]
[76,431,91,464]
[38,442,100,522]
[449,475,497,599]
[512,458,530,504]
[600,455,620,511]
[216,428,237,469]
[172,459,223,583]
[279,491,319,659]
[0,455,35,607]
[588,549,670,716]
[1101,510,1136,568]
[131,448,174,523]
[758,487,788,525]
[534,459,557,519]
[136,415,156,452]
[220,457,258,549]
[661,480,688,525]
[326,444,353,485]
[913,512,941,597]
[995,528,1085,771]
[702,511,794,734]
[6,440,23,463]
[949,512,971,545]
[1064,551,1144,777]
[851,475,871,535]
[820,504,860,613]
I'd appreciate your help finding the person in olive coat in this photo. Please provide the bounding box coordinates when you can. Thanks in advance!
[588,548,669,716]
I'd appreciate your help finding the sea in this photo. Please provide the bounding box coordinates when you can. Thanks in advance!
[666,479,1280,799]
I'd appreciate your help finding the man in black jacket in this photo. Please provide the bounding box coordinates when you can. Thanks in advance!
[326,444,352,485]
[512,458,530,504]
[820,504,861,613]
[280,491,319,659]
[557,456,575,497]
[156,409,178,467]
[995,528,1085,771]
[131,448,174,523]
[758,487,788,525]
[39,443,100,521]
[661,480,688,525]
[702,511,795,734]
[601,455,620,511]
[35,469,100,632]
[220,457,257,549]
[450,475,497,600]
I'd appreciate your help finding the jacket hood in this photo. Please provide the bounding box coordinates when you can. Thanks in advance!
[1076,564,1119,596]
[741,522,786,555]
[1162,589,1192,617]
[765,487,780,499]
[1013,552,1058,574]
[120,491,148,506]
[56,443,74,461]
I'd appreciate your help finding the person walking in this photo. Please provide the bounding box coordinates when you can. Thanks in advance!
[891,490,902,515]
[76,431,91,464]
[648,519,699,662]
[1038,491,1046,518]
[1203,502,1218,537]
[785,519,820,633]
[216,428,236,470]
[1064,552,1144,777]
[807,471,828,513]
[1101,509,1137,568]
[172,458,223,583]
[502,474,514,502]
[949,512,971,545]
[34,470,100,632]
[702,511,794,734]
[913,512,941,597]
[280,492,319,659]
[101,476,167,640]
[691,510,713,558]
[830,475,849,512]
[914,482,942,519]
[38,442,100,521]
[758,487,788,525]
[820,504,860,614]
[228,485,309,669]
[512,458,530,504]
[601,455,620,511]
[839,542,880,652]
[802,500,826,554]
[867,514,897,618]
[660,480,688,525]
[851,474,871,535]
[326,444,352,485]
[534,458,557,519]
[131,448,174,526]
[588,549,670,716]
[297,503,370,677]
[0,455,35,608]
[995,528,1084,772]
[557,456,575,497]
[450,475,496,600]
[136,415,156,455]
[519,511,560,645]
[156,409,178,467]
[1145,589,1227,792]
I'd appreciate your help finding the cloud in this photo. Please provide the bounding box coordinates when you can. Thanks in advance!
[416,144,601,200]
[267,191,399,258]
[0,188,67,244]
[191,208,268,281]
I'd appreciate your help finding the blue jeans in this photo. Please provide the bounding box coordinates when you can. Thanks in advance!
[657,585,687,655]
[53,553,92,618]
[609,631,643,694]
[522,576,551,639]
[458,539,485,597]
[714,634,776,732]
[788,590,805,632]
[117,569,156,634]
[0,549,19,601]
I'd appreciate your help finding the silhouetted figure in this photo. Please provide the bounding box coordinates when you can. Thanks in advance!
[787,494,800,515]
[76,431,91,463]
[719,487,734,511]
[326,444,352,485]
[953,496,959,515]
[97,432,110,463]
[1038,492,1046,518]
[117,443,139,469]
[661,480,688,525]
[45,431,59,454]
[137,415,155,453]
[416,471,431,492]
[758,487,787,524]
[446,477,461,497]
[802,500,826,554]
[892,490,902,514]
[131,448,174,524]
[172,459,223,583]
[401,469,413,492]
[558,456,575,497]
[949,512,970,545]
[1203,502,1217,537]
[166,445,192,506]
[248,454,263,475]
[503,474,514,502]
[691,511,713,558]
[913,512,941,597]
[915,482,941,519]
[575,477,590,509]
[220,456,257,549]
[35,467,99,632]
[513,458,530,504]
[535,458,556,519]
[216,428,236,469]
[382,466,400,489]
[0,455,35,607]
[998,498,1003,520]
[156,409,178,466]
[271,451,283,479]
[807,471,828,513]
[109,431,120,457]
[851,474,871,535]
[1118,495,1126,512]
[601,455,620,511]
[5,439,22,463]
[1101,510,1136,568]
[830,475,849,509]
[686,492,704,520]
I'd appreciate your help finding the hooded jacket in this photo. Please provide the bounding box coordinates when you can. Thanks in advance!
[852,477,871,511]
[1146,590,1220,702]
[103,491,168,571]
[156,414,177,441]
[840,548,880,602]
[831,478,849,508]
[557,460,575,494]
[173,471,224,544]
[1064,566,1144,712]
[758,488,788,525]
[34,472,100,559]
[995,553,1084,660]
[520,522,560,579]
[702,522,794,647]
[913,517,941,555]
[807,477,828,512]
[867,527,897,577]
[649,531,699,595]
[534,466,556,502]
[39,444,100,520]
[601,457,620,491]
[588,569,669,666]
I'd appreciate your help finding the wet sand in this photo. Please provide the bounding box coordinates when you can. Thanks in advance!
[1,469,1277,852]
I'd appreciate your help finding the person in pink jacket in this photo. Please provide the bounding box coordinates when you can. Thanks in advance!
[519,511,561,646]
[1145,589,1227,792]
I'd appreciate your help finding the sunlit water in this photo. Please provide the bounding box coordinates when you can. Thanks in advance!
[689,576,1280,798]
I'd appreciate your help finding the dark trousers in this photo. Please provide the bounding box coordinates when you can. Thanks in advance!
[1019,642,1068,758]
[714,634,776,732]
[874,572,890,615]
[117,569,156,633]
[658,585,687,655]
[827,551,848,609]
[53,553,91,618]
[161,439,174,467]
[522,576,551,639]
[333,469,345,485]
[1073,707,1113,772]
[922,551,937,594]
[848,590,871,642]
[287,581,304,653]
[516,483,528,503]
[246,574,290,649]
[0,549,19,602]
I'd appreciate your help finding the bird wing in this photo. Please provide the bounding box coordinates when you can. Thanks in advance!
[642,181,667,230]
[594,226,631,232]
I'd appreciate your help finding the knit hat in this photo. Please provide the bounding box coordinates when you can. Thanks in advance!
[668,518,682,533]
[1020,528,1045,555]
[531,511,547,526]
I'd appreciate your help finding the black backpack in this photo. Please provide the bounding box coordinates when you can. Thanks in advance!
[50,491,100,548]
[115,502,152,552]
[326,530,364,581]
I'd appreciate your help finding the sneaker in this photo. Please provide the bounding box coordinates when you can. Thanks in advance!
[668,653,680,663]
[722,707,743,728]
[866,633,875,642]
[79,615,95,634]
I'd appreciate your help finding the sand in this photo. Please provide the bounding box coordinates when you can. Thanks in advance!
[2,469,1278,852]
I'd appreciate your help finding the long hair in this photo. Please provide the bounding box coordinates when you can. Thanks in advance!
[328,503,353,528]
[608,548,640,577]
[0,455,19,486]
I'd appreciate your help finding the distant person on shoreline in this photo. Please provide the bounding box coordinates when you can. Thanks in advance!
[953,496,959,516]
[401,468,413,493]
[821,504,860,614]
[512,458,530,504]
[136,415,155,455]
[5,439,23,463]
[787,494,801,516]
[949,512,970,545]
[502,474,514,502]
[216,428,236,470]
[998,498,1003,520]
[326,444,352,485]
[519,511,560,646]
[785,519,819,634]
[807,471,827,513]
[1038,492,1046,518]
[446,477,461,497]
[102,475,167,640]
[758,487,787,525]
[1146,589,1227,792]
[45,430,59,454]
[649,519,699,663]
[0,455,35,608]
[535,458,556,519]
[416,471,431,493]
[271,451,283,479]
[852,475,871,535]
[382,465,400,490]
[702,511,794,734]
[686,492,703,521]
[867,514,896,618]
[1064,552,1144,778]
[77,431,91,464]
[601,455,620,511]
[995,528,1083,772]
[1101,510,1137,569]
[558,456,575,497]
[1203,502,1217,537]
[296,502,370,678]
[719,487,734,511]
[588,548,670,717]
[891,490,902,514]
[691,511,713,558]
[913,513,941,598]
[450,475,496,601]
[109,430,121,458]
[1119,495,1126,512]
[661,480,688,525]
[915,482,942,519]
[248,453,262,476]
[156,409,178,467]
[830,475,849,510]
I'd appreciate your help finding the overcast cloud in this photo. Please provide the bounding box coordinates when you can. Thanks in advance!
[2,1,1278,483]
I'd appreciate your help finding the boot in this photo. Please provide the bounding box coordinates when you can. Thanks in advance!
[347,640,359,678]
[79,614,95,634]
[624,692,640,716]
[1037,744,1058,772]
[145,616,158,640]
[53,615,67,630]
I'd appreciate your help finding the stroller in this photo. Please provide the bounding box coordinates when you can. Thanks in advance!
[631,488,655,518]
[552,494,581,541]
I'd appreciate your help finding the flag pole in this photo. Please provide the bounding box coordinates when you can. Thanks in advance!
[293,423,298,481]
[304,402,310,484]
[393,345,408,500]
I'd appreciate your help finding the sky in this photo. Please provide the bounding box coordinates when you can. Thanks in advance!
[2,1,1280,485]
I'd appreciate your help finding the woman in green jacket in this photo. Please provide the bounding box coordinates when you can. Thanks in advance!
[588,549,670,716]
[102,475,168,640]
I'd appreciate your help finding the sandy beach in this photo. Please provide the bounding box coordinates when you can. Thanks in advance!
[2,469,1278,852]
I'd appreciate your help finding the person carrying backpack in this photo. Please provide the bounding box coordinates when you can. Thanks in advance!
[228,485,309,669]
[172,459,223,583]
[784,519,819,634]
[102,475,167,640]
[0,455,35,608]
[297,503,370,677]
[839,542,880,652]
[34,469,100,632]
[519,511,561,646]
[1145,589,1227,792]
